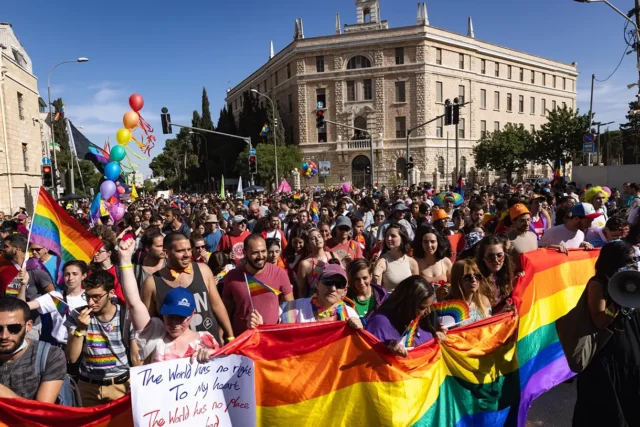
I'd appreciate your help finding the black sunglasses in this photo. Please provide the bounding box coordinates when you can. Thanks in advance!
[321,279,347,289]
[463,273,483,282]
[0,323,24,335]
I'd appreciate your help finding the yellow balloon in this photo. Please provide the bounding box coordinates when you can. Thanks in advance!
[116,128,131,146]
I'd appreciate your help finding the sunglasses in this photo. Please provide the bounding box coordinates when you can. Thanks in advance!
[463,273,483,282]
[195,245,206,250]
[30,247,46,252]
[321,279,348,289]
[485,252,505,261]
[0,323,24,335]
[338,226,351,232]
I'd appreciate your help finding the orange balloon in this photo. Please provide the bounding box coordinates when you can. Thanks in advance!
[123,111,139,129]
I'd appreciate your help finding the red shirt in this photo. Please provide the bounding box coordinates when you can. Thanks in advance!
[325,238,363,266]
[222,263,293,336]
[105,265,126,304]
[219,231,251,264]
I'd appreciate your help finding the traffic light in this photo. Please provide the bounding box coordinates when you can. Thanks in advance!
[452,104,460,125]
[316,109,326,129]
[444,100,452,126]
[161,107,172,134]
[41,165,52,188]
[248,154,257,174]
[365,165,371,174]
[405,156,415,171]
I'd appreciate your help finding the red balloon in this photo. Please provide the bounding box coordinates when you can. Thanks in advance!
[129,94,144,112]
[117,186,125,195]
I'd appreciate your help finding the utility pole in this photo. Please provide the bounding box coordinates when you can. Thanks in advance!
[453,97,461,187]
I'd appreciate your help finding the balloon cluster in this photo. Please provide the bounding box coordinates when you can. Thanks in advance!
[99,94,149,221]
[301,161,318,179]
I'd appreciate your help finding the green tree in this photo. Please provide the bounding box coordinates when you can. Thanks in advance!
[473,123,532,184]
[600,129,623,166]
[212,104,241,178]
[142,179,156,194]
[51,98,69,150]
[620,101,640,164]
[530,105,590,172]
[149,131,198,191]
[234,143,303,186]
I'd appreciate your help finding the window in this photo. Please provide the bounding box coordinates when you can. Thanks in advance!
[508,65,512,79]
[480,89,486,109]
[553,75,557,88]
[507,93,512,112]
[519,95,524,113]
[17,93,24,120]
[436,48,442,65]
[542,73,546,86]
[562,102,567,109]
[316,56,325,72]
[436,117,443,137]
[531,70,535,84]
[395,47,404,65]
[530,97,535,114]
[459,53,464,69]
[21,143,28,172]
[481,120,487,137]
[39,102,45,114]
[494,121,500,131]
[458,118,465,138]
[481,59,486,74]
[395,81,406,103]
[12,49,26,68]
[458,85,465,104]
[563,78,566,90]
[436,81,443,103]
[347,81,356,101]
[552,100,557,110]
[347,55,372,69]
[288,94,293,113]
[317,89,327,142]
[438,156,445,178]
[395,117,407,138]
[519,68,524,82]
[494,91,500,110]
[495,62,500,77]
[363,79,373,100]
[542,98,546,115]
[530,125,535,133]
[287,63,291,79]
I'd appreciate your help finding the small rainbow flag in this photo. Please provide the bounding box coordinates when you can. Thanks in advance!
[30,187,104,286]
[260,124,270,136]
[433,299,470,326]
[246,274,281,297]
[310,201,320,223]
[293,192,301,202]
[401,315,421,348]
[50,295,70,317]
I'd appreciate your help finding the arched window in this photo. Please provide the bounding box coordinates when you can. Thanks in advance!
[438,156,445,178]
[347,55,372,70]
[396,157,407,180]
[353,116,368,139]
[363,8,371,23]
[351,155,371,188]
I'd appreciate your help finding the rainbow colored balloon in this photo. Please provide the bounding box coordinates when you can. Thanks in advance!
[301,161,318,179]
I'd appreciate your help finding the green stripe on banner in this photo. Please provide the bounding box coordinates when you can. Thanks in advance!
[517,322,559,366]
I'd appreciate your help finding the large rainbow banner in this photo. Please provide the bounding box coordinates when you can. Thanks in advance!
[0,249,598,426]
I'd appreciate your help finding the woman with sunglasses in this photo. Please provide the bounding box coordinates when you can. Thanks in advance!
[29,244,58,285]
[475,235,514,311]
[573,240,640,427]
[446,260,492,327]
[118,238,219,364]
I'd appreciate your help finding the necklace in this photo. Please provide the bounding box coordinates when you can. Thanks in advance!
[311,294,347,320]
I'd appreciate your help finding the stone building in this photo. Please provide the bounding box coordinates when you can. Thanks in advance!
[225,1,578,188]
[0,23,48,213]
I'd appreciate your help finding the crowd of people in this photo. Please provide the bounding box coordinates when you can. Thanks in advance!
[0,179,638,425]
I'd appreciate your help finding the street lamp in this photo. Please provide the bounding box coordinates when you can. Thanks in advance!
[250,89,278,187]
[47,57,89,198]
[189,130,210,192]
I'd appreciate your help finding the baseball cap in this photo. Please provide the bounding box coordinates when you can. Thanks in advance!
[231,215,247,225]
[391,202,409,213]
[160,287,196,317]
[319,263,348,282]
[205,214,219,223]
[432,209,450,222]
[509,204,531,220]
[571,203,603,219]
[335,216,352,229]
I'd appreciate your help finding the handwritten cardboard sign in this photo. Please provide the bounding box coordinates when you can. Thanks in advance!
[131,355,256,427]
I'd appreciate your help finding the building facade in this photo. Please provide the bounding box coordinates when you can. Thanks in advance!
[0,23,48,213]
[225,1,578,188]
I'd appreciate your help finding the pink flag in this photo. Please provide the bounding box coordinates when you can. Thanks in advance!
[277,179,292,193]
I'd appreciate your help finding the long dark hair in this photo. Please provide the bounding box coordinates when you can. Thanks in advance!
[381,224,411,255]
[595,240,635,283]
[375,275,435,333]
[412,226,451,259]
[282,227,309,263]
[475,234,514,302]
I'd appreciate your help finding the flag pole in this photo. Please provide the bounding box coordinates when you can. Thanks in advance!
[22,186,42,270]
[244,273,255,312]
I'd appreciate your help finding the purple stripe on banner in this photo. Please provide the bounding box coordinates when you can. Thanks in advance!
[517,355,574,427]
[29,234,60,256]
[31,224,61,248]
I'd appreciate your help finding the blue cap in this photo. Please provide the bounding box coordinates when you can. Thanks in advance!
[160,287,196,317]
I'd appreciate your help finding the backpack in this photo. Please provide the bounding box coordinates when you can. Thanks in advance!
[35,341,81,407]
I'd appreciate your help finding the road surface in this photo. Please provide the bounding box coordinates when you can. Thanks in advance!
[527,380,577,426]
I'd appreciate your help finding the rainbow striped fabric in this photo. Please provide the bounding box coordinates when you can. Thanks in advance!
[50,295,69,317]
[31,187,104,285]
[246,274,281,297]
[434,299,471,325]
[0,249,598,427]
[310,201,320,223]
[401,315,421,347]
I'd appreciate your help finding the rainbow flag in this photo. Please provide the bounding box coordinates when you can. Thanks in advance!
[310,201,320,223]
[50,295,70,317]
[401,315,421,347]
[246,274,281,297]
[260,124,270,136]
[30,187,104,285]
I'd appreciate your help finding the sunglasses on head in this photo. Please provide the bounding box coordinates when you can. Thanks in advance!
[485,252,505,261]
[0,323,24,335]
[321,278,347,289]
[463,273,483,282]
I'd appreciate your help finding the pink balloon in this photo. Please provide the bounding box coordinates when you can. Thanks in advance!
[342,184,351,194]
[108,202,126,221]
[117,186,125,195]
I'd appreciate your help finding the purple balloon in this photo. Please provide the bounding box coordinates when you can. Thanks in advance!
[100,180,116,200]
[108,202,126,221]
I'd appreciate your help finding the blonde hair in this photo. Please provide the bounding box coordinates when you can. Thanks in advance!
[449,259,491,318]
[584,186,609,204]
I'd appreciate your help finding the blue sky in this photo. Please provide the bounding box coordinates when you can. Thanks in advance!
[4,0,637,177]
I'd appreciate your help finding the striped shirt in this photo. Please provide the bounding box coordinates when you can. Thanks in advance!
[73,304,132,379]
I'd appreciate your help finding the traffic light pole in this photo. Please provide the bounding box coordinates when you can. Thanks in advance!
[324,119,374,188]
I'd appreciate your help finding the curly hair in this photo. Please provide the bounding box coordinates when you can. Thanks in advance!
[584,186,609,204]
[412,226,451,259]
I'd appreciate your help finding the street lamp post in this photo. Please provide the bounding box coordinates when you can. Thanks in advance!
[251,89,278,187]
[47,57,88,198]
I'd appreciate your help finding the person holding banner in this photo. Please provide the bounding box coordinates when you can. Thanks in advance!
[446,260,492,327]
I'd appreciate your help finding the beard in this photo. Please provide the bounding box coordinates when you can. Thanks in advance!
[3,250,14,261]
[246,256,266,271]
[0,329,26,355]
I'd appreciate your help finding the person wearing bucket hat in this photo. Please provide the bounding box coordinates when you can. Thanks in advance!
[539,203,599,252]
[326,216,363,268]
[203,214,222,252]
[118,238,219,364]
[507,204,538,271]
[376,202,414,242]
